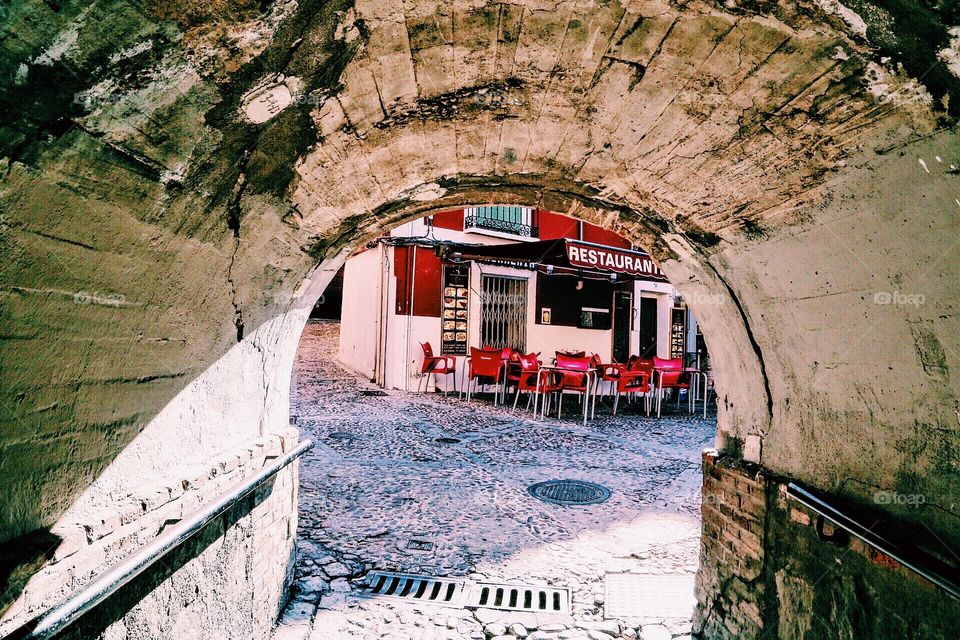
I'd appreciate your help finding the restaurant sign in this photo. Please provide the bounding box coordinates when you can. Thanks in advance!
[565,241,666,280]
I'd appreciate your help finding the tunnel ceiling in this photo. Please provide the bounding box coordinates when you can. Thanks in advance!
[2,0,957,252]
[1,0,959,555]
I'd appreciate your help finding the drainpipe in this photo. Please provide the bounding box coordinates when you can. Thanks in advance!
[404,235,417,392]
[375,243,388,387]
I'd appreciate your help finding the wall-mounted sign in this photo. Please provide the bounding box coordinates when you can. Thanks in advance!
[541,307,552,324]
[670,307,687,360]
[441,265,469,355]
[565,240,666,280]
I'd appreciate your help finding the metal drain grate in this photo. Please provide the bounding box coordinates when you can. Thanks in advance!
[435,437,461,444]
[327,432,356,440]
[527,479,611,506]
[466,582,571,614]
[362,572,466,607]
[360,389,388,396]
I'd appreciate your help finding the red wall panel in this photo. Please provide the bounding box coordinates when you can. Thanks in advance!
[537,210,579,240]
[394,246,442,317]
[431,209,464,231]
[582,223,631,248]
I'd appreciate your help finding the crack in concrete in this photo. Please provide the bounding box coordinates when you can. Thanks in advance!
[703,259,775,433]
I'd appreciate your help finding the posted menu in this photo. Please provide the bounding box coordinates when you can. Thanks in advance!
[441,265,469,355]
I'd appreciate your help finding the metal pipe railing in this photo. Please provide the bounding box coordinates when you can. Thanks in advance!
[786,482,960,601]
[12,439,314,640]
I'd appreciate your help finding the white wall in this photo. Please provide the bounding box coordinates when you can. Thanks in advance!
[338,246,381,379]
[527,324,613,362]
[656,293,673,359]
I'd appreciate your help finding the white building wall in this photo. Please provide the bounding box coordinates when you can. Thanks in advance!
[339,214,696,391]
[338,247,382,379]
[656,293,674,360]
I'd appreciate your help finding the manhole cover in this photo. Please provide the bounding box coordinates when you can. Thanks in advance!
[360,389,388,396]
[328,432,357,440]
[527,480,611,506]
[435,437,461,444]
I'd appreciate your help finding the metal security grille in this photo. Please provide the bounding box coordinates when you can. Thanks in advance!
[480,275,527,351]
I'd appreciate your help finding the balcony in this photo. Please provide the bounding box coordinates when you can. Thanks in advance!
[463,205,539,241]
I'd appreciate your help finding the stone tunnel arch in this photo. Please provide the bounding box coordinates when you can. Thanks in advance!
[1,0,959,637]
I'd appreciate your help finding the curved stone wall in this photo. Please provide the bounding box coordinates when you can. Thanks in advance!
[1,0,958,637]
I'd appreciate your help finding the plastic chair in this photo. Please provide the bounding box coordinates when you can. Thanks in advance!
[607,365,651,415]
[509,354,562,415]
[652,356,691,417]
[555,352,595,423]
[506,352,540,402]
[418,342,456,394]
[466,347,507,402]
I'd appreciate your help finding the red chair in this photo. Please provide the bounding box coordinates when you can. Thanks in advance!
[555,352,596,424]
[466,347,507,402]
[652,356,691,417]
[606,365,651,415]
[508,353,562,414]
[418,342,456,394]
[506,352,540,399]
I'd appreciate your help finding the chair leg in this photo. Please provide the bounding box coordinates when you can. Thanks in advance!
[558,393,563,418]
[513,387,521,410]
[656,387,662,418]
[613,392,620,416]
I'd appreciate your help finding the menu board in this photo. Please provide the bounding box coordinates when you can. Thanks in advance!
[670,307,687,360]
[441,265,469,355]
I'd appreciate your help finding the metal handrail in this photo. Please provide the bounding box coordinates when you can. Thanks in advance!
[11,439,314,640]
[786,482,960,601]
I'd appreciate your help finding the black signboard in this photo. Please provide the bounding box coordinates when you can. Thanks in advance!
[441,265,469,355]
[670,307,687,360]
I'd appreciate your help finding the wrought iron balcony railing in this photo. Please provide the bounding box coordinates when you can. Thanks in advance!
[464,214,539,239]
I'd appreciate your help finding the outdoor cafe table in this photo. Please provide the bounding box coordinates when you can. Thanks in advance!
[534,365,598,426]
[652,366,708,418]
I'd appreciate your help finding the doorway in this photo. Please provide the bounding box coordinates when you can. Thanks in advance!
[638,296,658,359]
[612,290,633,363]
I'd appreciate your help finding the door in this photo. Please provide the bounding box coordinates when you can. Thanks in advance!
[638,297,658,359]
[612,291,633,363]
[480,275,527,351]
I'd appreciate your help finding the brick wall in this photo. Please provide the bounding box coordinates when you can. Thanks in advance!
[694,449,770,640]
[0,429,301,640]
[694,451,960,640]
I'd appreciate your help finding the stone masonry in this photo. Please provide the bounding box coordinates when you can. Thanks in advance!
[0,431,301,640]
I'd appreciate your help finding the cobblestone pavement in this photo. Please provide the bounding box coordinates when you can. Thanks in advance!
[273,321,716,640]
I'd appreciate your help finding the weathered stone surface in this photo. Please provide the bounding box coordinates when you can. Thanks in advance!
[2,0,960,638]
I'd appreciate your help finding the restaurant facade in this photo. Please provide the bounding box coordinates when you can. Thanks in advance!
[338,206,705,392]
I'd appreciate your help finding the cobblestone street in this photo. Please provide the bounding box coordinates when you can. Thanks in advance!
[273,321,716,640]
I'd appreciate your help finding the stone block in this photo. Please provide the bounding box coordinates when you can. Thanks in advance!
[51,524,88,562]
[84,509,122,541]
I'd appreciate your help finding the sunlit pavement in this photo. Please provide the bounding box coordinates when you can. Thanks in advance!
[273,321,715,640]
